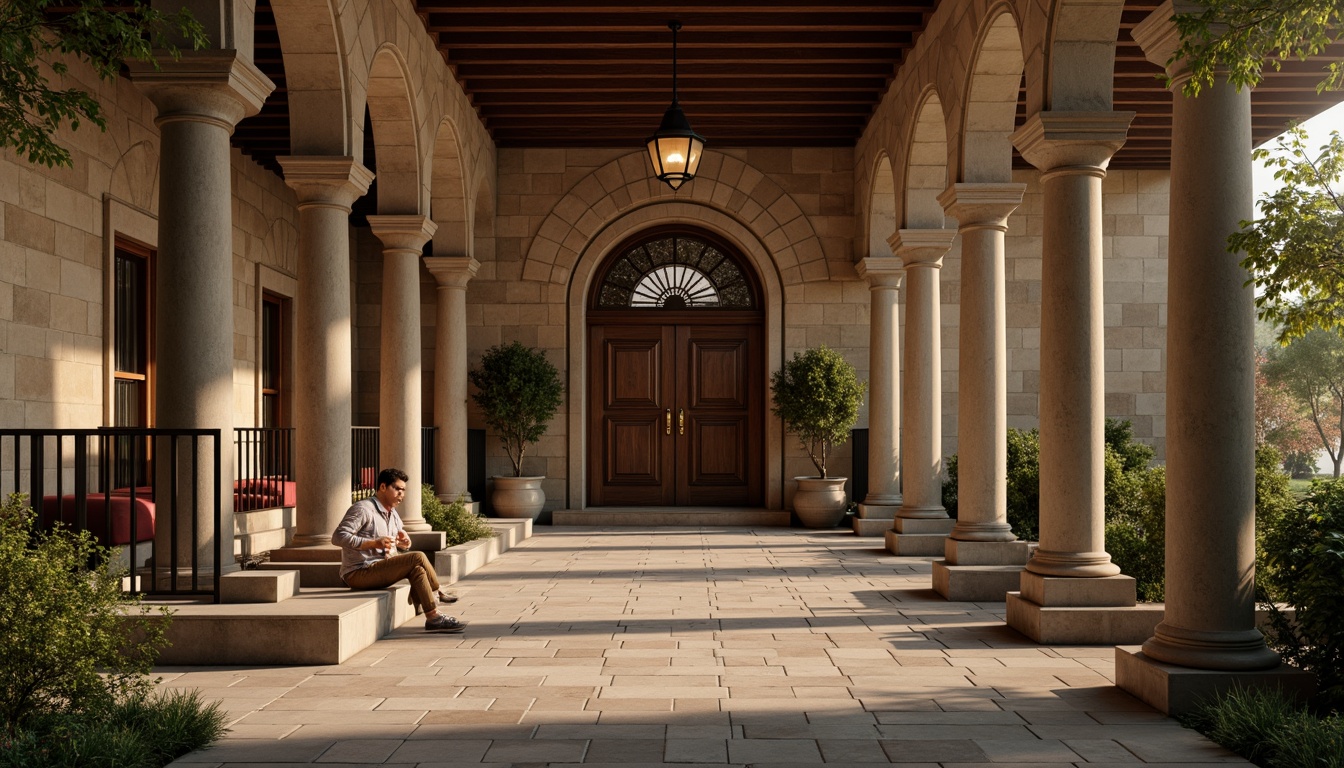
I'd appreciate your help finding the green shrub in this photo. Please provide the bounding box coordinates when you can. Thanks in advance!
[0,493,167,728]
[1185,686,1344,768]
[469,341,564,477]
[941,427,1040,540]
[1259,478,1344,713]
[770,345,866,478]
[422,485,495,547]
[0,689,228,768]
[1255,445,1298,583]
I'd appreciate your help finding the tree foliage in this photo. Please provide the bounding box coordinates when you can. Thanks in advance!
[1171,0,1344,98]
[469,341,564,477]
[770,345,866,478]
[1,0,207,168]
[1264,329,1344,476]
[1236,127,1344,341]
[1256,351,1319,463]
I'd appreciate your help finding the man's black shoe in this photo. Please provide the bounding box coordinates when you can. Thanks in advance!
[424,615,467,633]
[437,590,459,604]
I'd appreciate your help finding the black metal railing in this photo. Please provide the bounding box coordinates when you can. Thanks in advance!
[234,427,295,512]
[0,427,223,602]
[350,426,438,496]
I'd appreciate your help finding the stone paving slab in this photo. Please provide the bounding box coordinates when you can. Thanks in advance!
[165,526,1249,766]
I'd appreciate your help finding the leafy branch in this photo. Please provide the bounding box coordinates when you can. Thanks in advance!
[0,0,208,168]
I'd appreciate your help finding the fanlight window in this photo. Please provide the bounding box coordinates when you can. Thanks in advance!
[596,234,753,309]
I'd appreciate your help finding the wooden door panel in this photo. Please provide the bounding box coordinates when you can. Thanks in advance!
[588,325,675,505]
[687,341,747,408]
[676,325,762,506]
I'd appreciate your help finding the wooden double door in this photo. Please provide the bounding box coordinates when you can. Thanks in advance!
[588,318,763,506]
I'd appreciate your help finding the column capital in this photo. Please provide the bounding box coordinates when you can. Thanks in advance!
[1132,0,1215,80]
[127,50,273,129]
[890,229,956,270]
[938,183,1026,231]
[279,157,374,209]
[368,215,437,253]
[1012,112,1135,173]
[856,257,905,288]
[424,256,481,288]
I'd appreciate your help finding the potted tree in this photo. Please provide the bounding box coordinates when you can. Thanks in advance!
[770,345,867,528]
[469,341,564,518]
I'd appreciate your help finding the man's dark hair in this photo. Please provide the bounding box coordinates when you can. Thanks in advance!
[377,467,409,489]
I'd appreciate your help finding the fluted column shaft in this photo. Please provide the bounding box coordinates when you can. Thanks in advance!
[939,184,1025,542]
[129,52,271,572]
[857,258,904,512]
[279,157,374,547]
[1133,3,1279,670]
[1014,112,1134,577]
[424,257,480,504]
[369,216,438,531]
[894,230,956,519]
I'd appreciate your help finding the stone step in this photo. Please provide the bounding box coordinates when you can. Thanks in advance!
[220,570,300,603]
[148,585,417,665]
[260,560,345,588]
[552,508,790,527]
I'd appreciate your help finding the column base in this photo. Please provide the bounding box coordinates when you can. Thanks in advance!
[271,544,343,562]
[932,539,1032,602]
[1006,571,1154,643]
[853,517,894,536]
[884,517,954,556]
[1115,647,1315,715]
[932,563,1025,602]
[857,501,899,519]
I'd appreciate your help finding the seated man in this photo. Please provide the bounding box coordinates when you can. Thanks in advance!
[332,467,467,633]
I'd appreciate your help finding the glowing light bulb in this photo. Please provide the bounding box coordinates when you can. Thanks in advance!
[667,152,684,164]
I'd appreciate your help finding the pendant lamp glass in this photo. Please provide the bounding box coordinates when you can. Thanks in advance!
[646,21,704,190]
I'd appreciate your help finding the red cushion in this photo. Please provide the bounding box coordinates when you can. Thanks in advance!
[359,467,376,490]
[39,495,155,546]
[110,486,154,497]
[234,479,296,508]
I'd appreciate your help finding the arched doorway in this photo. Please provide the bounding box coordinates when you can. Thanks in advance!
[587,227,765,506]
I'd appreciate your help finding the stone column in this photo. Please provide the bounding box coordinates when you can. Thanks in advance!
[276,157,374,550]
[128,52,272,579]
[423,256,480,508]
[368,216,438,531]
[886,229,956,556]
[1005,110,1139,642]
[855,257,904,536]
[932,184,1031,601]
[1116,2,1303,714]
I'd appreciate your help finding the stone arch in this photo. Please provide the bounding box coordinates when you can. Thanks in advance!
[867,153,897,259]
[365,44,423,214]
[902,90,950,229]
[960,8,1026,183]
[522,152,825,286]
[110,141,158,211]
[269,0,352,155]
[470,169,495,264]
[563,201,786,511]
[429,118,469,256]
[1031,0,1127,113]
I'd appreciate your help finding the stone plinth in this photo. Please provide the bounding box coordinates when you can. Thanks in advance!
[933,539,1031,601]
[1006,571,1156,643]
[885,517,954,556]
[220,570,299,604]
[1116,647,1315,715]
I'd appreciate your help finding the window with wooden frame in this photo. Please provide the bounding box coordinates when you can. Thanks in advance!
[112,239,154,487]
[260,292,288,427]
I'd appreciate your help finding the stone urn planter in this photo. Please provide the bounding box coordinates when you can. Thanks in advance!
[793,476,849,528]
[490,476,545,519]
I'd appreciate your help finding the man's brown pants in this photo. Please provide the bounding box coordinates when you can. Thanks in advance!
[343,551,440,614]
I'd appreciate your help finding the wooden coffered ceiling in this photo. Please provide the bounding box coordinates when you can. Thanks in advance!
[236,0,1344,174]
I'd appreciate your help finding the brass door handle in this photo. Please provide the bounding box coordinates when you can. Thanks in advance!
[665,408,672,435]
[678,408,685,435]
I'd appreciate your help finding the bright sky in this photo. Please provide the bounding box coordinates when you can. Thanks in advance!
[1251,99,1344,199]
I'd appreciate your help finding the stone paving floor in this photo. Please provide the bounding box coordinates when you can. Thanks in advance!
[163,526,1248,767]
